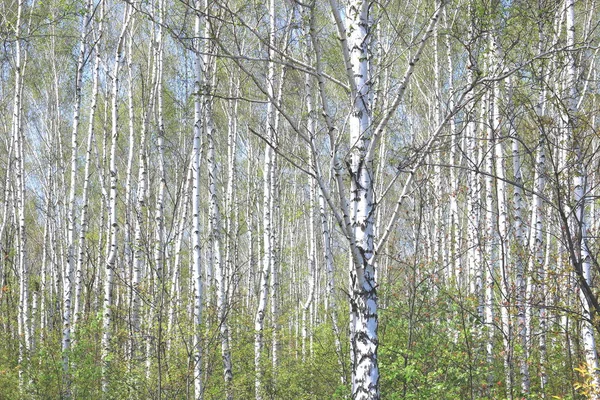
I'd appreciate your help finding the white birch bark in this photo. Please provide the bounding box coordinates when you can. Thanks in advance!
[254,0,275,397]
[62,3,92,390]
[101,5,132,392]
[529,41,548,392]
[192,1,204,396]
[576,162,599,396]
[11,0,29,389]
[465,5,481,305]
[528,139,546,392]
[167,162,192,342]
[483,89,496,385]
[130,35,159,367]
[269,61,285,380]
[148,0,166,385]
[206,60,234,398]
[432,2,443,278]
[346,1,379,397]
[123,17,137,361]
[508,75,530,394]
[245,139,256,311]
[224,72,239,321]
[39,181,51,343]
[444,8,460,283]
[73,1,104,332]
[303,183,317,362]
[492,62,513,400]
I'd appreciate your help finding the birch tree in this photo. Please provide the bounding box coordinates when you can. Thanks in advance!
[254,0,276,397]
[192,0,205,397]
[62,3,93,393]
[101,5,133,392]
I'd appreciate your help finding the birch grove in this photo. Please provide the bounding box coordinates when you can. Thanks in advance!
[2,0,600,398]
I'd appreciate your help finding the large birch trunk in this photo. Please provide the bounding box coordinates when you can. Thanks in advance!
[346,1,379,398]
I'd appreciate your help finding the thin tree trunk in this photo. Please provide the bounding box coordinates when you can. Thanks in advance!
[302,183,317,362]
[62,4,92,393]
[444,8,460,283]
[206,58,234,399]
[101,5,132,393]
[483,89,496,389]
[123,14,137,365]
[491,44,513,397]
[254,0,275,398]
[192,1,204,396]
[224,72,239,329]
[506,75,529,395]
[73,0,104,333]
[12,0,29,390]
[167,162,192,345]
[269,59,285,384]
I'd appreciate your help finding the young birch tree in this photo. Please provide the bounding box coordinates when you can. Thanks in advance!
[254,0,276,397]
[101,4,133,392]
[62,3,93,393]
[191,0,205,397]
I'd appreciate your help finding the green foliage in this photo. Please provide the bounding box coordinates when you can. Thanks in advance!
[0,352,19,400]
[379,286,483,399]
[574,364,600,399]
[377,271,586,399]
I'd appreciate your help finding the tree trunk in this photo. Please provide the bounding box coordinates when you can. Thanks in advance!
[62,3,92,393]
[346,1,379,397]
[254,0,275,398]
[73,0,103,333]
[192,1,204,397]
[101,5,132,393]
